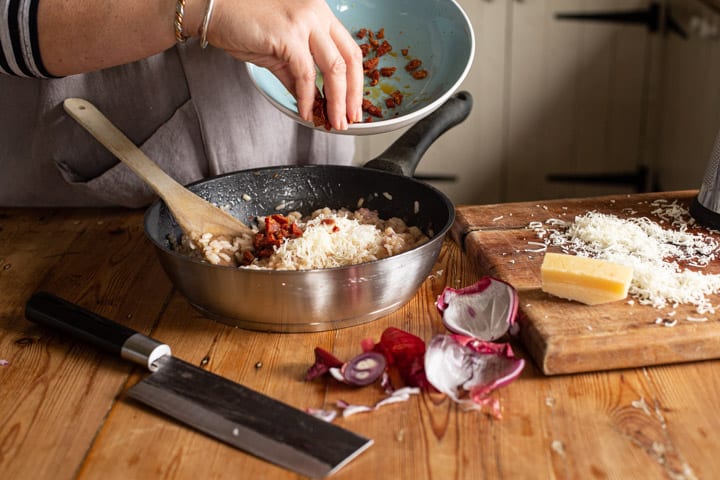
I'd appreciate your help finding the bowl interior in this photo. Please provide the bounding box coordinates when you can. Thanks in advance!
[247,0,474,135]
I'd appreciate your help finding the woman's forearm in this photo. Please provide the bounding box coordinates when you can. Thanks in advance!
[37,0,205,76]
[28,0,362,130]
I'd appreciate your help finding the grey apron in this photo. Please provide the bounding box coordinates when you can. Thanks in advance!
[0,44,354,207]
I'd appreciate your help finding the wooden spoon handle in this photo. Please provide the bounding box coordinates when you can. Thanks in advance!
[63,98,253,238]
[63,98,185,200]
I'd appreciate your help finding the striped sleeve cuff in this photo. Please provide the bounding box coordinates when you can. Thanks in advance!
[1,0,56,78]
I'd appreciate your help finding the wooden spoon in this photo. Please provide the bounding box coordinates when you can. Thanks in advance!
[63,98,254,238]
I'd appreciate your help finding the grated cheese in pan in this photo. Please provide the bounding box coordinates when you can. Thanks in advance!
[533,201,720,313]
[181,207,429,271]
[269,214,386,269]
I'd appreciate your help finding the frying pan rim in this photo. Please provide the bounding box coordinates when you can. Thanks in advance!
[143,164,456,273]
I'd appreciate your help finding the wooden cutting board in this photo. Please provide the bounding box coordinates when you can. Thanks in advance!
[451,190,720,375]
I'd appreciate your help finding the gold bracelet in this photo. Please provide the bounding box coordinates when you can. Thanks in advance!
[200,0,216,49]
[174,0,190,43]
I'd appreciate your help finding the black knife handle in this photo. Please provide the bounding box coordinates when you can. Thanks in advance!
[25,291,170,371]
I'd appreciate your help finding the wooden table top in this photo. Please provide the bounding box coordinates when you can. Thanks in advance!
[1,203,718,479]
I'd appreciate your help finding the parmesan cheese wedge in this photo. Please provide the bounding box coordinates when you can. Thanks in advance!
[540,252,633,306]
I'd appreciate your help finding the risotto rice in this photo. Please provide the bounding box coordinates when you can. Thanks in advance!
[179,207,429,271]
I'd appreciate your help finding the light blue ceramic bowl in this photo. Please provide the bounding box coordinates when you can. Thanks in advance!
[247,0,474,135]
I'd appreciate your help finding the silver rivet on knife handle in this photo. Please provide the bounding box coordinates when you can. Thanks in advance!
[121,333,172,372]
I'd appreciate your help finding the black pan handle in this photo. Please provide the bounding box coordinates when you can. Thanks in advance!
[25,291,171,371]
[363,90,473,177]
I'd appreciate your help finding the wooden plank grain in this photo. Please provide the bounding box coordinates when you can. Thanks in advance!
[452,191,720,375]
[0,208,174,480]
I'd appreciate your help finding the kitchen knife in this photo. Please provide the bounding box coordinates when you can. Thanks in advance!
[25,291,372,478]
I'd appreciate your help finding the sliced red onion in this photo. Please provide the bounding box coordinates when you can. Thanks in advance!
[374,387,420,408]
[337,387,421,418]
[306,407,338,423]
[379,371,394,394]
[341,351,387,386]
[305,346,344,381]
[338,402,375,418]
[328,367,346,383]
[424,334,524,413]
[436,277,519,341]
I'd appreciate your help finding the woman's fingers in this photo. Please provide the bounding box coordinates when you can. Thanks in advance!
[331,19,364,124]
[287,5,363,130]
[288,54,320,126]
[309,30,348,130]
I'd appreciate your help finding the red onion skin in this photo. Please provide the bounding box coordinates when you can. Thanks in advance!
[424,334,525,413]
[436,276,519,341]
[305,347,344,381]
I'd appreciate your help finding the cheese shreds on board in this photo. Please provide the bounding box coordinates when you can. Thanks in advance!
[541,253,633,305]
[533,200,720,313]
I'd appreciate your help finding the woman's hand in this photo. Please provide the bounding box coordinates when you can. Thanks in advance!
[208,0,364,130]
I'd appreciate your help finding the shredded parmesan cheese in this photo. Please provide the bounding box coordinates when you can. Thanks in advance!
[268,214,384,269]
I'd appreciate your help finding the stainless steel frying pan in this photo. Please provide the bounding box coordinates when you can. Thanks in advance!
[144,91,472,332]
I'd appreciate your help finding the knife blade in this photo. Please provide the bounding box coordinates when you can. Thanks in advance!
[25,292,372,478]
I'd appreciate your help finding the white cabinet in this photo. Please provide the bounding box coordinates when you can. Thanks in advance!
[654,0,720,191]
[504,0,652,202]
[355,0,716,204]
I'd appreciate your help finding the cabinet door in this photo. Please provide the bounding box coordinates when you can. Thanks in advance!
[505,0,652,202]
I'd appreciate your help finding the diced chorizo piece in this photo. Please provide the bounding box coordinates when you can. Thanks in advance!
[363,57,379,73]
[369,69,380,86]
[271,214,289,225]
[401,48,409,56]
[312,89,331,130]
[385,97,396,108]
[240,250,256,266]
[290,222,304,238]
[391,90,403,106]
[380,67,397,77]
[405,59,422,71]
[265,215,282,235]
[356,28,368,39]
[376,28,385,39]
[411,69,428,79]
[368,30,378,48]
[362,99,383,118]
[376,40,392,57]
[253,214,304,258]
[359,43,371,57]
[366,103,383,118]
